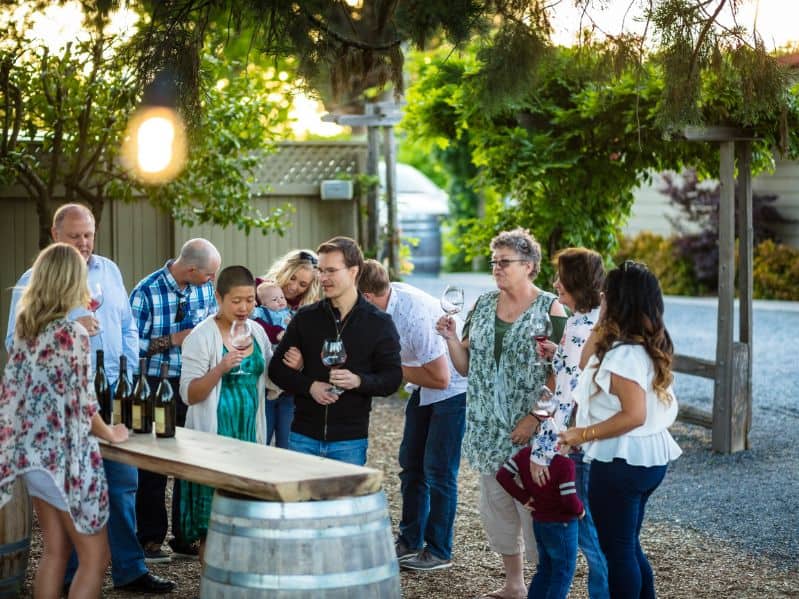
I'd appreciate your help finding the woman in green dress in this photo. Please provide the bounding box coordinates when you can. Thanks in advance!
[436,228,566,599]
[178,266,271,562]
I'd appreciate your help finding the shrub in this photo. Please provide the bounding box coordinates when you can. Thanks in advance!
[614,232,702,296]
[753,240,799,300]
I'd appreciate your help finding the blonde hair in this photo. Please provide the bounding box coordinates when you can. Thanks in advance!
[265,249,321,307]
[15,243,90,341]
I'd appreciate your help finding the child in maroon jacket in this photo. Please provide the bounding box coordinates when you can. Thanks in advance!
[496,443,585,599]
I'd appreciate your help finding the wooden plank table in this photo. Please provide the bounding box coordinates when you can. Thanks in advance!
[99,427,382,502]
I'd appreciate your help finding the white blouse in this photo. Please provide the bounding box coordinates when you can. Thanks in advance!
[575,343,682,466]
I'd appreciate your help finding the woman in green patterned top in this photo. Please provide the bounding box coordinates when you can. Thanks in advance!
[178,266,271,564]
[437,228,566,599]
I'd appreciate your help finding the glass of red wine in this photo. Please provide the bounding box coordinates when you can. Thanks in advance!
[321,338,348,395]
[530,313,552,367]
[88,282,103,337]
[229,319,254,375]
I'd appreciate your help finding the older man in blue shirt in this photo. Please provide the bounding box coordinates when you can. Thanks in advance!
[5,203,175,594]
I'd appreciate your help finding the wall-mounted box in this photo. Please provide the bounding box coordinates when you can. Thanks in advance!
[320,180,354,200]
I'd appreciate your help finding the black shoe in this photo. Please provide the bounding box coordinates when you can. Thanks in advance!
[395,537,419,563]
[115,572,176,593]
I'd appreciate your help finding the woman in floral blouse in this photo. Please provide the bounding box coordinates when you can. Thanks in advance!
[0,243,128,598]
[531,247,609,599]
[437,228,566,599]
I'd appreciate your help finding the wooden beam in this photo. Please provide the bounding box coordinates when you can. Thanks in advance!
[673,353,716,379]
[736,141,754,450]
[383,126,400,278]
[99,427,382,502]
[713,140,737,453]
[365,105,380,254]
[678,404,712,428]
[729,342,751,452]
[682,126,757,141]
[323,114,403,126]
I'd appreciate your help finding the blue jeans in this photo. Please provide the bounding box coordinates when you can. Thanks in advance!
[266,393,295,449]
[528,520,578,599]
[288,431,368,466]
[66,459,147,586]
[397,390,466,561]
[588,458,668,599]
[571,452,610,599]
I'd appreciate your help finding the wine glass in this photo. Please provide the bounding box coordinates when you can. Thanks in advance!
[89,282,104,316]
[321,338,348,395]
[530,313,553,367]
[229,319,254,375]
[440,286,465,316]
[88,282,103,338]
[531,385,557,420]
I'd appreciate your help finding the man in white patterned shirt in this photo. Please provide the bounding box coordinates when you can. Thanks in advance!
[359,260,468,572]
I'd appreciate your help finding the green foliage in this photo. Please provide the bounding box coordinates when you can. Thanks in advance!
[615,232,702,296]
[403,41,799,282]
[140,52,296,235]
[0,2,296,244]
[616,234,799,301]
[753,240,799,301]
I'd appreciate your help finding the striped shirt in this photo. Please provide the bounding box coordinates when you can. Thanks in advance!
[495,446,584,523]
[129,260,217,377]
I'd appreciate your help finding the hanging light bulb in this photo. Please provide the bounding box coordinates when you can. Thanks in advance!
[121,70,187,184]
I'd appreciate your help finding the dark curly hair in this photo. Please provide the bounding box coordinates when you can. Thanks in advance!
[592,261,674,404]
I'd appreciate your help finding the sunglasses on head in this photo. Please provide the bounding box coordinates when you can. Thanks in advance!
[298,251,318,267]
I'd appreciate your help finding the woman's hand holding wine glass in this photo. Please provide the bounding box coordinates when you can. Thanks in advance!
[530,313,553,367]
[229,319,254,375]
[437,285,465,337]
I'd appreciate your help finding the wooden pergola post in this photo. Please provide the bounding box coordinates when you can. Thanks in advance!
[323,102,404,276]
[675,127,755,453]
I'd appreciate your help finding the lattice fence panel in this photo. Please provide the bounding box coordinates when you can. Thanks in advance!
[256,142,367,192]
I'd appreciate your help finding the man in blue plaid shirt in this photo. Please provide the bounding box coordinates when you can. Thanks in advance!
[129,238,220,562]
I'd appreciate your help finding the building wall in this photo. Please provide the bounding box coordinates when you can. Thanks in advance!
[623,159,799,248]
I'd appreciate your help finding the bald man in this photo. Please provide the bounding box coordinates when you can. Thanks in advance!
[129,238,220,561]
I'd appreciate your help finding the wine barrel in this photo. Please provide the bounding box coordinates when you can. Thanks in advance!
[0,480,32,598]
[201,490,400,599]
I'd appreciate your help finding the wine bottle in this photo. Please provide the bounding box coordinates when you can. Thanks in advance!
[115,355,134,428]
[132,358,152,434]
[94,350,112,424]
[154,363,175,438]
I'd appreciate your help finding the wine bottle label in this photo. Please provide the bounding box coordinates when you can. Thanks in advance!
[132,405,141,430]
[113,400,121,425]
[155,407,165,434]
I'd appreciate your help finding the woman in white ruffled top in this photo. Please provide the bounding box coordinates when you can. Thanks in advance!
[560,260,681,599]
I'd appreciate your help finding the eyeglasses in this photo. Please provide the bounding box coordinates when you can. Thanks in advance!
[175,297,188,322]
[298,251,319,267]
[319,266,349,277]
[489,258,530,270]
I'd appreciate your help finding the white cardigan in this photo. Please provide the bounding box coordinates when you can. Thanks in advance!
[179,316,270,443]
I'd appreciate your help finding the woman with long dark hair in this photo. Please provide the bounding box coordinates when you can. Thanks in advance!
[560,261,681,599]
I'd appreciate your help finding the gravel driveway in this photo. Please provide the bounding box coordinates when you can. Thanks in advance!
[407,273,799,569]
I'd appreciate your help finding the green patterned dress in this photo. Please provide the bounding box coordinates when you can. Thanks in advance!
[180,343,264,542]
[462,289,556,474]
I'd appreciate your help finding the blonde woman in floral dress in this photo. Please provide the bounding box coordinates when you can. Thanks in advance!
[0,243,128,599]
[437,228,566,599]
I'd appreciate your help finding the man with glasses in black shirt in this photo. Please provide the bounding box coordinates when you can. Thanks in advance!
[129,238,220,562]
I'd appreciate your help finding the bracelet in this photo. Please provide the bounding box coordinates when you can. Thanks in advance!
[591,427,597,441]
[581,428,587,442]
